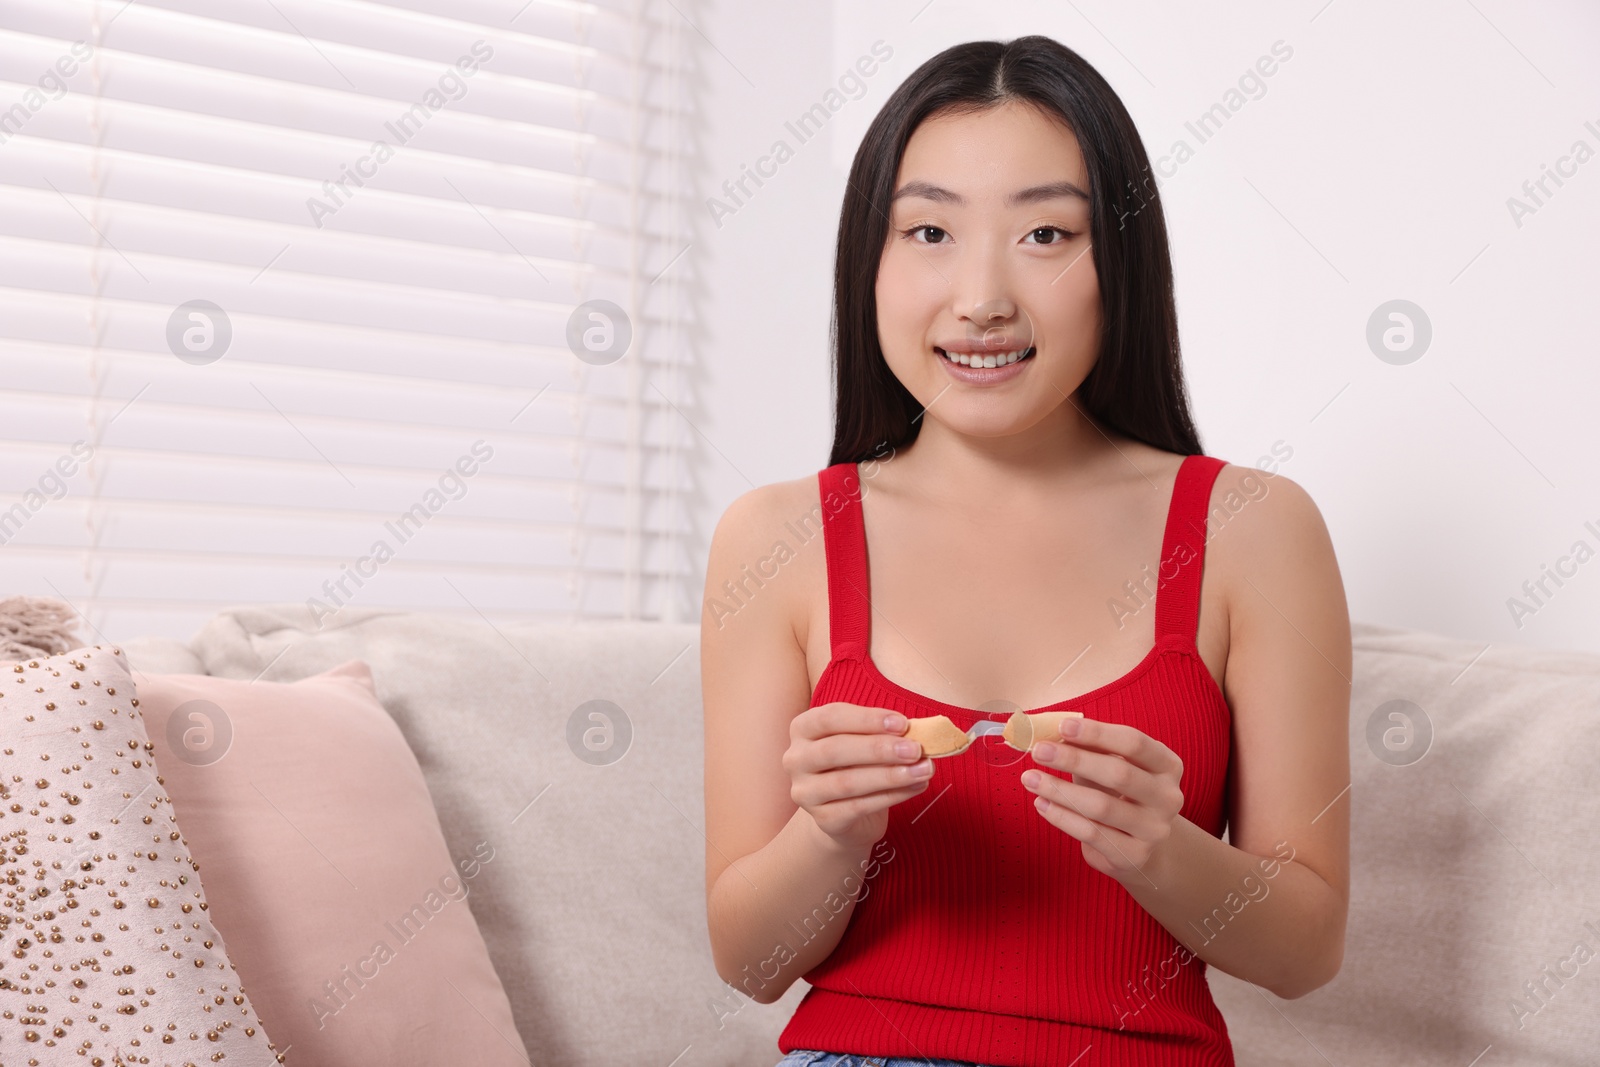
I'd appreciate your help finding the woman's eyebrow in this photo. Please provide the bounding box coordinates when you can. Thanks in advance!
[890,179,1090,205]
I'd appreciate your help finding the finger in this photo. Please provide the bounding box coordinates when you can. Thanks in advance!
[805,728,924,776]
[799,702,909,742]
[810,760,935,805]
[1032,791,1135,848]
[1046,717,1182,778]
[1030,743,1154,804]
[1036,745,1126,797]
[1031,786,1159,875]
[1022,769,1145,837]
[1033,795,1151,875]
[813,780,932,831]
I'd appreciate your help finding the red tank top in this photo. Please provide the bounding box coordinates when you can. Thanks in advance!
[778,454,1236,1066]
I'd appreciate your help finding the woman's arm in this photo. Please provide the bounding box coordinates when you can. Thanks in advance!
[702,482,875,1005]
[1120,466,1352,999]
[708,808,880,1005]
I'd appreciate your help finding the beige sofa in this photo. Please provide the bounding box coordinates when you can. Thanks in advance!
[115,606,1599,1066]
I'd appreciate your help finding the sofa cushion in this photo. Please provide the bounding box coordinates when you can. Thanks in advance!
[1204,622,1600,1064]
[132,658,530,1067]
[0,645,283,1063]
[116,635,208,677]
[185,603,805,1065]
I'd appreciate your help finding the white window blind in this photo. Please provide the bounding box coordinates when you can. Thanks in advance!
[0,0,691,643]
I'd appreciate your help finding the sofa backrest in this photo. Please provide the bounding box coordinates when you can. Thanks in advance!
[117,608,1600,1065]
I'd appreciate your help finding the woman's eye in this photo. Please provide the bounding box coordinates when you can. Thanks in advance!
[1026,227,1074,245]
[903,225,948,244]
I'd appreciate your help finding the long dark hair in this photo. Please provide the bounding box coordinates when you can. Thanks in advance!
[828,35,1203,467]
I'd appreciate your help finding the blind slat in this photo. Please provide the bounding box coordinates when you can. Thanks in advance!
[0,0,689,639]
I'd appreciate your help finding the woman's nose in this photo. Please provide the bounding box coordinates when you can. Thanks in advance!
[973,297,1014,323]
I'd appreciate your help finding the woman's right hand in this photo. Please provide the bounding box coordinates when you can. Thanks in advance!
[784,701,936,852]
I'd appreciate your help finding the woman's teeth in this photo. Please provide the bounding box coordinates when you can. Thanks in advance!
[936,346,1035,368]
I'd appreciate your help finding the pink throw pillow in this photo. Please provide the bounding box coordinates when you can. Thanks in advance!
[132,659,529,1065]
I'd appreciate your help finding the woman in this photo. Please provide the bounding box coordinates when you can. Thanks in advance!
[702,35,1350,1067]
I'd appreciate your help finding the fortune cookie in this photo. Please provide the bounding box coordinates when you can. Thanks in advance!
[1002,710,1085,751]
[901,710,1087,759]
[901,715,975,758]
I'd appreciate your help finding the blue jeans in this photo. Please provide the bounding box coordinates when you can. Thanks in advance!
[777,1052,998,1067]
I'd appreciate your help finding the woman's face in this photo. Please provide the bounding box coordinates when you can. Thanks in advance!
[876,99,1102,437]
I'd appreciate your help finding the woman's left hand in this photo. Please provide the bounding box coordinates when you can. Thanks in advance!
[1019,717,1186,882]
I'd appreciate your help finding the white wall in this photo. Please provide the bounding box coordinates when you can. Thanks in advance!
[694,0,1600,654]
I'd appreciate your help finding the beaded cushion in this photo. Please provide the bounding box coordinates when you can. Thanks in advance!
[0,644,282,1063]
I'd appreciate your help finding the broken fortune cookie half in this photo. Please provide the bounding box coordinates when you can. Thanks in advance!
[903,710,1086,758]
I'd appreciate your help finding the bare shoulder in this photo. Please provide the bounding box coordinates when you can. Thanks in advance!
[708,472,819,539]
[1200,460,1349,663]
[1202,463,1341,592]
[703,471,825,642]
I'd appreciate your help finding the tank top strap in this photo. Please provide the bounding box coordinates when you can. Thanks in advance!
[817,462,870,661]
[1154,454,1228,645]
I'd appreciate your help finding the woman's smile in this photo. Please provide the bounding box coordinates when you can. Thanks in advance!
[934,343,1037,382]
